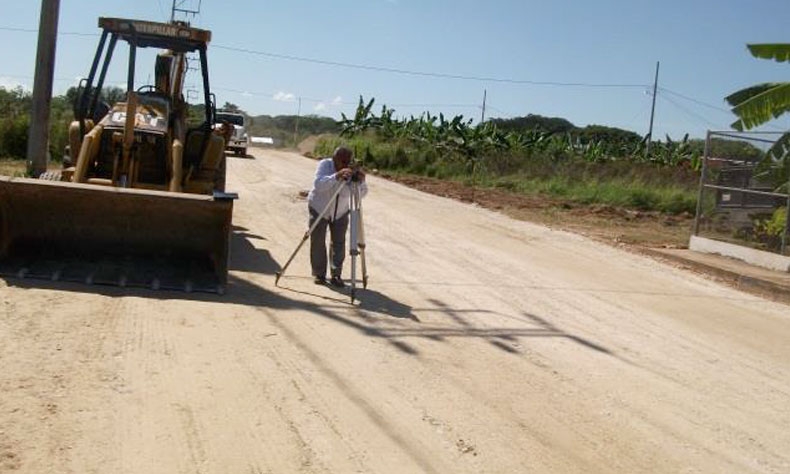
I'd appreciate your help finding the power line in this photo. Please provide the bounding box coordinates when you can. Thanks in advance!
[2,25,648,88]
[659,86,787,131]
[658,93,725,130]
[0,18,779,139]
[658,87,732,115]
[0,75,476,112]
[390,102,479,108]
[213,86,331,105]
[0,26,98,37]
[660,94,722,129]
[623,97,653,131]
[11,23,779,132]
[213,86,480,109]
[484,104,515,118]
[212,44,648,89]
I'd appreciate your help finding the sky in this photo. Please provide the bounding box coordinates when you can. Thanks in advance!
[0,0,789,139]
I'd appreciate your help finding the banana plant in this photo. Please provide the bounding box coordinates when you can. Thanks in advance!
[726,44,790,131]
[340,96,377,136]
[725,44,790,191]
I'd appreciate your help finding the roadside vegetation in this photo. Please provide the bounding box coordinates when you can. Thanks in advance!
[0,85,131,172]
[722,43,790,251]
[314,97,714,215]
[0,86,78,166]
[217,101,341,148]
[247,114,340,148]
[4,58,785,248]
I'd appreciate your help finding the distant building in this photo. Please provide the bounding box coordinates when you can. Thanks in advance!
[250,136,275,146]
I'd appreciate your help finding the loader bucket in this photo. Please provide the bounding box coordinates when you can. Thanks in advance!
[0,176,234,293]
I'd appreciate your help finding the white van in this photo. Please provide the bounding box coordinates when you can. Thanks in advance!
[215,111,248,156]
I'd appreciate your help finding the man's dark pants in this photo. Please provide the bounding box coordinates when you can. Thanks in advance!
[309,207,349,279]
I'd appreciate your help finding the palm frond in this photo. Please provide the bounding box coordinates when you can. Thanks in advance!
[747,44,790,63]
[725,83,779,107]
[728,82,790,130]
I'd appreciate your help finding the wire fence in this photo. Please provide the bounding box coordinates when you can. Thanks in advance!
[693,130,790,256]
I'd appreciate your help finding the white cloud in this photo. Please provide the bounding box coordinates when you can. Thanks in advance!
[331,96,343,105]
[0,76,28,91]
[314,103,327,112]
[273,91,296,102]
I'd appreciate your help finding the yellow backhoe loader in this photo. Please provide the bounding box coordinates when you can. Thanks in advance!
[0,18,236,293]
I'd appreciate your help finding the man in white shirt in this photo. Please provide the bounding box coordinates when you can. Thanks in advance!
[307,146,368,287]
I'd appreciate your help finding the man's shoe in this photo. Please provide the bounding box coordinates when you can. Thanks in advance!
[314,276,326,285]
[329,276,346,288]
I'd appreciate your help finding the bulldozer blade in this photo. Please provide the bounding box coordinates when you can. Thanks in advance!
[0,176,233,294]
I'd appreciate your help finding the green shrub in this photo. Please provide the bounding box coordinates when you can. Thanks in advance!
[314,133,699,215]
[660,192,696,214]
[0,116,29,158]
[628,189,659,210]
[754,207,788,250]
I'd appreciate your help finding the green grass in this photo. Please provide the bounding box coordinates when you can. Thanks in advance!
[0,158,60,177]
[0,158,28,177]
[483,174,697,214]
[315,135,700,215]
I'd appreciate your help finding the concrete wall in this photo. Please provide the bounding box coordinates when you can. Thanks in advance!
[689,235,790,273]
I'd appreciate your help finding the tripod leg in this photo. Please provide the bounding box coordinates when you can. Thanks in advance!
[350,254,357,302]
[360,246,368,289]
[275,231,311,286]
[354,184,369,289]
[275,180,347,285]
[349,185,358,302]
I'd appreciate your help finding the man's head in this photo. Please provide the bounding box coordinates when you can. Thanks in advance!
[332,146,353,170]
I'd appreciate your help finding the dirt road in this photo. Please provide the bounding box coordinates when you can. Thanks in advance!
[2,148,789,473]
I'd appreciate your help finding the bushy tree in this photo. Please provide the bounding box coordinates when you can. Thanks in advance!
[221,102,241,113]
[489,114,575,134]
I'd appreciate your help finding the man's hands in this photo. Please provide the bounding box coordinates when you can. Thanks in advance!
[335,168,353,180]
[335,168,366,182]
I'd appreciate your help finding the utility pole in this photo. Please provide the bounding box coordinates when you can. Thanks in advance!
[26,0,60,177]
[645,61,660,158]
[293,97,302,147]
[480,89,487,124]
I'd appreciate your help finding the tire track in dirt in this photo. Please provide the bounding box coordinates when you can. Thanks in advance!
[251,304,443,474]
[247,149,790,472]
[0,286,129,473]
[2,148,789,473]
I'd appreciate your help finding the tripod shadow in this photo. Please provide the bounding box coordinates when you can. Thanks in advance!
[326,284,419,321]
[274,278,353,305]
[275,277,418,322]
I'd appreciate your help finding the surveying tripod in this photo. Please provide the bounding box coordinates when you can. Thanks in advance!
[275,177,368,302]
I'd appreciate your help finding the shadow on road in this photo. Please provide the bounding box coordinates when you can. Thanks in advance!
[230,225,280,275]
[1,226,615,360]
[226,151,255,160]
[322,283,419,321]
[1,241,621,474]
